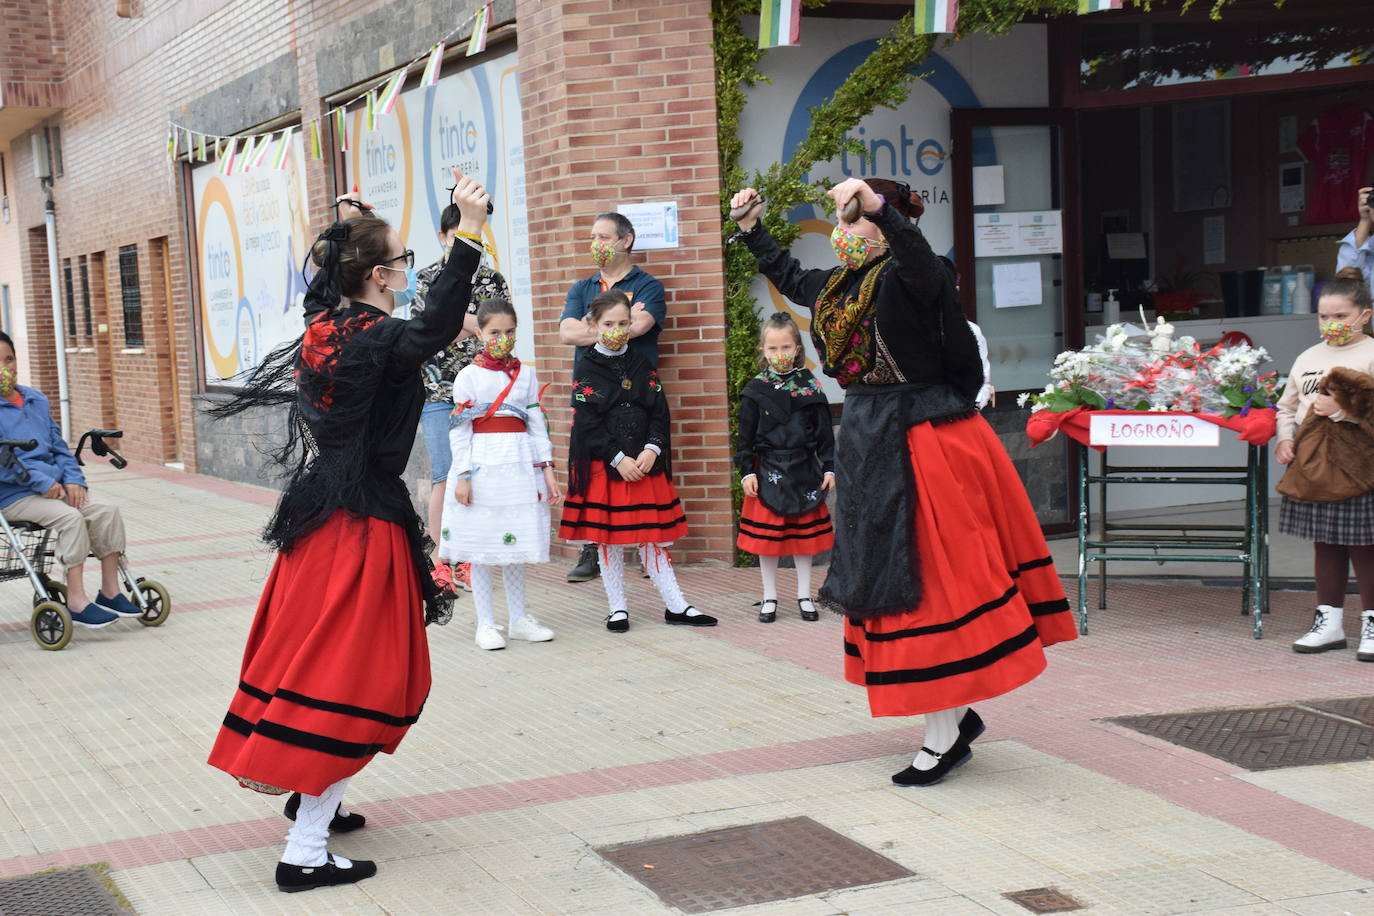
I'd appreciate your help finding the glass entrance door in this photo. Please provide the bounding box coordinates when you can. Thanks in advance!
[952,108,1082,529]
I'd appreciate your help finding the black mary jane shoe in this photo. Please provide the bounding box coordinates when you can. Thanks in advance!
[284,792,366,833]
[606,611,630,633]
[959,708,986,744]
[665,606,718,627]
[755,599,778,623]
[891,744,973,787]
[276,854,378,893]
[798,597,820,622]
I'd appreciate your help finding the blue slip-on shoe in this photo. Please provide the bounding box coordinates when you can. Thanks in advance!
[70,603,120,629]
[95,592,142,618]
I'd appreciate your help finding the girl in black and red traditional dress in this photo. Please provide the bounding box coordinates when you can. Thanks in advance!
[206,175,491,893]
[558,290,717,632]
[737,311,836,623]
[730,178,1077,787]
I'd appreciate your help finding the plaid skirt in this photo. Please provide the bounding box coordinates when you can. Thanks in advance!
[1279,490,1374,545]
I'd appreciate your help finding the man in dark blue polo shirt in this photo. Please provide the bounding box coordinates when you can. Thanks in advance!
[558,211,668,581]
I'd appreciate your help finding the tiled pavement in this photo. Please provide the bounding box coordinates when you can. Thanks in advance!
[1,462,1373,914]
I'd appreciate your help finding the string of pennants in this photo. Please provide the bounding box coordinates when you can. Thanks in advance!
[165,1,494,171]
[758,0,1123,47]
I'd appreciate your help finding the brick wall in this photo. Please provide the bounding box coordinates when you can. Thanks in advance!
[0,0,738,561]
[516,0,734,564]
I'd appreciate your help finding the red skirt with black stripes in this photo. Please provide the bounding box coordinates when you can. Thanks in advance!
[559,464,688,545]
[737,497,834,556]
[207,511,431,796]
[843,415,1077,717]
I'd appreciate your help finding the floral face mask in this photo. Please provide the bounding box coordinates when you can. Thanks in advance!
[599,326,630,351]
[0,367,15,397]
[830,225,876,271]
[765,352,796,374]
[1319,312,1369,346]
[483,334,516,360]
[590,239,618,269]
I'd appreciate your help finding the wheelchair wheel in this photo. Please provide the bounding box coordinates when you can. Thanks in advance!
[133,577,171,627]
[31,601,72,650]
[32,580,67,608]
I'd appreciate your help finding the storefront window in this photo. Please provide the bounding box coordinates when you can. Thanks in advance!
[1080,16,1374,94]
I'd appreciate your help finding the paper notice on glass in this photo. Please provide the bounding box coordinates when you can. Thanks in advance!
[1203,215,1225,265]
[972,165,1005,206]
[992,261,1043,309]
[974,210,1062,257]
[617,200,679,250]
[1106,232,1147,260]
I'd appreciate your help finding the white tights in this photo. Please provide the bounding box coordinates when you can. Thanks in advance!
[758,554,814,601]
[470,563,527,628]
[599,544,691,615]
[281,777,351,867]
[912,706,967,770]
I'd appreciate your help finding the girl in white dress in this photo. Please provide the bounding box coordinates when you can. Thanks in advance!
[440,299,562,650]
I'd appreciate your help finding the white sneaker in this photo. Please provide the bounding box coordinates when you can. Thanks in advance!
[507,616,555,642]
[475,624,507,651]
[1358,612,1374,663]
[1292,605,1347,654]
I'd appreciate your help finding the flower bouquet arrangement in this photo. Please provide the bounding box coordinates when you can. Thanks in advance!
[1018,316,1282,419]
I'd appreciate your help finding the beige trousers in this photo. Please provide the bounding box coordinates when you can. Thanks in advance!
[1,496,127,569]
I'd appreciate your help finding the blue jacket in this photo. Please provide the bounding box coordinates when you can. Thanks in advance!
[0,386,86,509]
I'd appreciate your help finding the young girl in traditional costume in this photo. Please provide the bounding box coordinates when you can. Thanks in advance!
[207,176,490,892]
[730,178,1077,787]
[736,312,835,622]
[558,290,716,632]
[1276,268,1374,660]
[440,298,561,650]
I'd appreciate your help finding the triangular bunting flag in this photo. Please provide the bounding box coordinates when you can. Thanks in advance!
[365,89,377,132]
[335,108,349,152]
[219,138,238,175]
[250,133,272,170]
[466,3,490,56]
[758,0,801,48]
[196,133,208,162]
[915,0,958,36]
[273,127,293,170]
[238,136,259,173]
[378,69,406,116]
[421,42,445,87]
[310,119,323,160]
[1078,0,1123,13]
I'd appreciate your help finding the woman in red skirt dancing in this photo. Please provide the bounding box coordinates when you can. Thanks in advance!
[206,176,491,891]
[730,178,1077,786]
[559,290,716,632]
[737,311,836,622]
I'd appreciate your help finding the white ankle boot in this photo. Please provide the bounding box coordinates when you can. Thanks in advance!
[1293,605,1347,654]
[1358,611,1374,663]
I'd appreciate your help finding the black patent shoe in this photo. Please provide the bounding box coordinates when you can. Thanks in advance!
[284,793,366,833]
[798,597,820,621]
[606,611,630,632]
[567,543,601,582]
[959,708,986,744]
[891,744,972,787]
[276,854,377,893]
[665,606,718,627]
[755,599,777,623]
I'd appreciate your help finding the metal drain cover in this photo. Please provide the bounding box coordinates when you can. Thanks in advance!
[0,866,126,916]
[1003,887,1086,913]
[1111,705,1374,770]
[1305,695,1374,728]
[597,816,913,913]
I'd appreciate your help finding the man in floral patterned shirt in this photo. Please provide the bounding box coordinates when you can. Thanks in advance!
[413,203,512,593]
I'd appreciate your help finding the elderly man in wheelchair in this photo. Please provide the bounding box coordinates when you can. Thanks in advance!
[0,332,139,630]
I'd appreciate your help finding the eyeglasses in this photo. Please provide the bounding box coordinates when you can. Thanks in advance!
[380,250,415,270]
